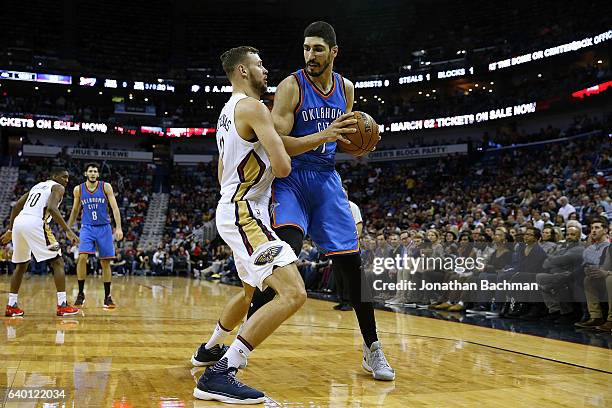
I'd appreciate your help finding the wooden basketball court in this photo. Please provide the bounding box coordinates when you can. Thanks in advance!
[1,275,610,407]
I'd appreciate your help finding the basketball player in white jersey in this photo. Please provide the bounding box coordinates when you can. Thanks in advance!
[1,168,80,317]
[190,46,307,404]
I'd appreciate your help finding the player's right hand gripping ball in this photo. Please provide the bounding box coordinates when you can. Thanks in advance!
[337,111,380,157]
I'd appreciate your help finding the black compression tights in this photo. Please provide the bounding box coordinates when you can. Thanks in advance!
[247,227,378,347]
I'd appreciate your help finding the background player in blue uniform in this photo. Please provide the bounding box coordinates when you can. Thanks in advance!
[247,21,395,380]
[68,162,123,308]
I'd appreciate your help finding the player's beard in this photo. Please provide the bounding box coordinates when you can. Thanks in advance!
[306,56,332,77]
[250,76,267,96]
[87,176,98,183]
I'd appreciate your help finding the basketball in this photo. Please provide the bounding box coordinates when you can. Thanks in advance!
[337,111,380,156]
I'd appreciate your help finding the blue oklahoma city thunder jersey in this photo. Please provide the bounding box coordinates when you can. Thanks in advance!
[291,69,347,170]
[80,181,111,225]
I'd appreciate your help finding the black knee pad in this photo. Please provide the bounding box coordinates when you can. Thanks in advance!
[273,226,304,256]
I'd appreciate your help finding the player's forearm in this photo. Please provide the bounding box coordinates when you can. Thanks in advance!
[67,208,78,228]
[280,134,324,156]
[8,202,25,230]
[112,208,122,230]
[48,207,71,233]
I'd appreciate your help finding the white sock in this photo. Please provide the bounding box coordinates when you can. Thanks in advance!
[8,293,18,307]
[205,321,232,349]
[213,337,252,371]
[57,292,66,306]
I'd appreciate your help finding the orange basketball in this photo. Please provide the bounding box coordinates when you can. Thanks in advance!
[337,111,380,157]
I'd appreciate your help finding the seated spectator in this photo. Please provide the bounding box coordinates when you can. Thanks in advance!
[540,225,558,254]
[174,246,191,276]
[111,254,127,276]
[0,245,12,275]
[535,225,584,323]
[152,246,166,275]
[575,217,611,330]
[464,227,514,315]
[135,247,151,274]
[504,227,548,319]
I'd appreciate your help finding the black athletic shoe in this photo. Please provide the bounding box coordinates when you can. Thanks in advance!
[193,366,264,403]
[192,344,247,369]
[75,293,85,307]
[191,344,229,367]
[340,303,353,311]
[103,296,116,309]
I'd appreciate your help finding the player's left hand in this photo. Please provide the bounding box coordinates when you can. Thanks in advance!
[67,230,79,245]
[114,228,124,241]
[0,230,11,245]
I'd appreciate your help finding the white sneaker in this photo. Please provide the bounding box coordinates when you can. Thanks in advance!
[362,341,395,381]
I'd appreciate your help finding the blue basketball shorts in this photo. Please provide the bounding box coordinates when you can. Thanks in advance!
[78,224,115,258]
[271,169,359,255]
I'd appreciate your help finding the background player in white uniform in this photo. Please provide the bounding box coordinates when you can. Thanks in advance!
[333,184,363,311]
[190,46,306,404]
[1,168,80,317]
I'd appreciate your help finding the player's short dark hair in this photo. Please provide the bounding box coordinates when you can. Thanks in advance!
[84,162,100,172]
[304,21,337,48]
[220,46,259,78]
[50,167,68,176]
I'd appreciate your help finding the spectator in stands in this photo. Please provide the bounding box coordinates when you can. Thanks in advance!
[505,227,547,318]
[416,229,446,307]
[163,254,174,275]
[575,217,611,330]
[375,232,391,259]
[465,227,514,315]
[540,225,558,254]
[541,212,554,228]
[174,246,191,276]
[558,196,577,222]
[385,233,405,306]
[135,247,150,274]
[111,254,127,276]
[536,225,584,323]
[0,245,12,275]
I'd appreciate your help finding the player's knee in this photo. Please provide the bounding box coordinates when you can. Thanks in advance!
[50,256,64,269]
[277,283,306,310]
[287,286,307,310]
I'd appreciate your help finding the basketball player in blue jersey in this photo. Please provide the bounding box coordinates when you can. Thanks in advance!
[247,21,395,380]
[68,163,123,309]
